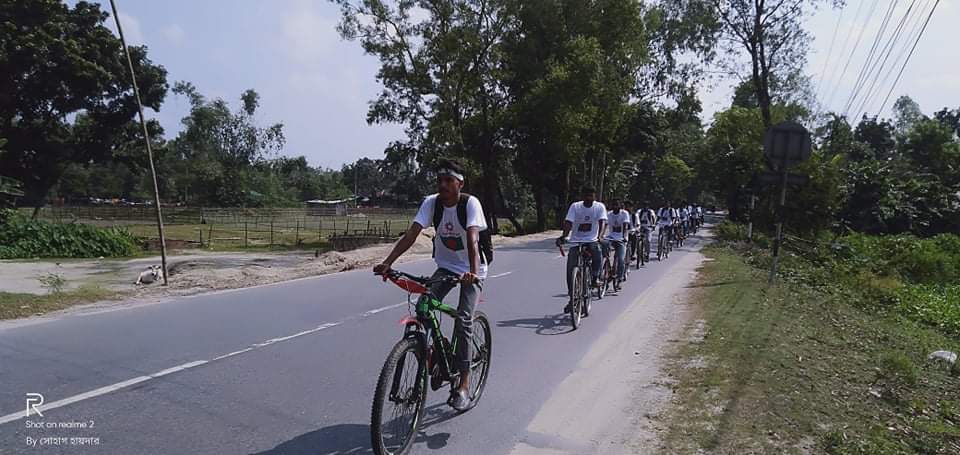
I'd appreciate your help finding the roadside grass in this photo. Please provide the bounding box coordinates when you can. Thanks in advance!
[660,245,960,454]
[0,284,121,319]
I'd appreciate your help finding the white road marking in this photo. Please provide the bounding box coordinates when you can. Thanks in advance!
[362,302,407,317]
[489,271,514,278]
[0,321,347,426]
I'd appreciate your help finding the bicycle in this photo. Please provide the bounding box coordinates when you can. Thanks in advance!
[638,226,652,266]
[601,239,627,293]
[560,243,594,329]
[371,270,492,455]
[657,225,671,261]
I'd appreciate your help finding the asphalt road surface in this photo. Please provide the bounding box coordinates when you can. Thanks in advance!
[0,231,707,454]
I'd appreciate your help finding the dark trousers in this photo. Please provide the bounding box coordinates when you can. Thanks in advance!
[427,268,479,372]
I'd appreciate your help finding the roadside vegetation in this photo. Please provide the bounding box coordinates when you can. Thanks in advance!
[0,284,119,319]
[0,209,139,259]
[659,225,960,454]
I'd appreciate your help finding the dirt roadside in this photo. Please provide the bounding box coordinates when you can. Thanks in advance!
[508,233,712,455]
[0,230,561,317]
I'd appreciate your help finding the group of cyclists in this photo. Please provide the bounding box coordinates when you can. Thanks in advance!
[373,158,706,415]
[557,186,705,312]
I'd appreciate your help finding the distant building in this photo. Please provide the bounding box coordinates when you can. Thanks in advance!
[305,197,358,216]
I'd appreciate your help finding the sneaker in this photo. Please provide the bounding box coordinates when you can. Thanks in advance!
[448,389,471,411]
[564,301,572,313]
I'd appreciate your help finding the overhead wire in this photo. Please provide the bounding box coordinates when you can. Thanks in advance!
[846,0,920,118]
[859,0,931,115]
[838,0,900,117]
[823,0,880,114]
[876,0,940,115]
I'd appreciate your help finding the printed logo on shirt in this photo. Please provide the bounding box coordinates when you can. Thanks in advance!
[441,235,465,251]
[578,223,592,232]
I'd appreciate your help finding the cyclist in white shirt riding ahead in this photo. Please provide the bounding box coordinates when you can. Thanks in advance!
[602,199,630,285]
[557,187,606,312]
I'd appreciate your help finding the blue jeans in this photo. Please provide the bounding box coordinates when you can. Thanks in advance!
[601,239,626,280]
[566,242,601,297]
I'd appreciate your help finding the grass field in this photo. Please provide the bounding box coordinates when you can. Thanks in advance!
[24,206,416,250]
[659,245,960,454]
[0,285,120,319]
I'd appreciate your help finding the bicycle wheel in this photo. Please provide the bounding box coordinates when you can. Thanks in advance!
[371,338,427,455]
[657,232,664,261]
[598,260,609,299]
[582,265,593,317]
[570,266,583,329]
[462,311,492,411]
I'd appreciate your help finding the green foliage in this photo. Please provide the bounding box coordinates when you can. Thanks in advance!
[0,209,138,259]
[0,0,168,207]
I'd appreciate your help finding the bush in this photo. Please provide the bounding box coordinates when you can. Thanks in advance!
[0,209,139,259]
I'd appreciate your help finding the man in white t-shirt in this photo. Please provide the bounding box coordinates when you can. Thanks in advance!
[603,199,631,285]
[557,187,606,311]
[374,158,486,411]
[636,204,657,253]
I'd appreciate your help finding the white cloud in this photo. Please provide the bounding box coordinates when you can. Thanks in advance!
[161,24,187,46]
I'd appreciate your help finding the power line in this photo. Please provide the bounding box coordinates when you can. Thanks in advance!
[824,0,880,114]
[838,0,899,117]
[814,4,845,106]
[876,0,940,115]
[860,0,931,115]
[847,0,920,118]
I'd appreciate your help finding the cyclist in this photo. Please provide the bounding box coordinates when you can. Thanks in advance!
[658,202,677,251]
[679,202,690,237]
[602,199,630,288]
[637,204,657,258]
[557,187,606,312]
[373,158,486,412]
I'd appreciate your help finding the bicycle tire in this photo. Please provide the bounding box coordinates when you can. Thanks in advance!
[570,266,582,329]
[583,266,593,317]
[371,338,427,455]
[461,311,492,412]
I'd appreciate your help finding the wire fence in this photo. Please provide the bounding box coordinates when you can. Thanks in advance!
[26,206,416,249]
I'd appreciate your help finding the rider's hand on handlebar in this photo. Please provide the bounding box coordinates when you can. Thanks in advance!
[373,263,392,276]
[461,272,480,285]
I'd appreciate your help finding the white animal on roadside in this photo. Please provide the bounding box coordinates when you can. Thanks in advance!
[135,265,163,285]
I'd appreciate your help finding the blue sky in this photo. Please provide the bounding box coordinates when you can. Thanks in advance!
[89,1,957,168]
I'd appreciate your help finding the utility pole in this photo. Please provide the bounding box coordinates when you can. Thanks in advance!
[110,0,168,285]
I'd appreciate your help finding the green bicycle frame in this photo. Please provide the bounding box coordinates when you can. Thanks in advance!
[415,293,460,381]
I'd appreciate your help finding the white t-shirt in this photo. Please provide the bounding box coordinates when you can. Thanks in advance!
[659,208,677,225]
[637,209,656,227]
[565,201,607,243]
[605,210,632,241]
[413,194,488,278]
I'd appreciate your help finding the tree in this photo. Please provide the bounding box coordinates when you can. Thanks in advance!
[892,95,926,135]
[671,0,829,127]
[166,82,284,206]
[0,0,168,213]
[334,0,515,231]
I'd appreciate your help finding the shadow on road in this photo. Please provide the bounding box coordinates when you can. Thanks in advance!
[250,404,458,454]
[496,313,573,335]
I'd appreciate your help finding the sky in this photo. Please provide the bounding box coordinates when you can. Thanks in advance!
[84,0,958,168]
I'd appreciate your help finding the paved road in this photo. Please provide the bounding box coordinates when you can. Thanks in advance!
[0,231,708,454]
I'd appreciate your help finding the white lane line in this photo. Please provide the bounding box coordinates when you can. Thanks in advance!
[0,266,528,425]
[362,302,407,317]
[0,321,348,426]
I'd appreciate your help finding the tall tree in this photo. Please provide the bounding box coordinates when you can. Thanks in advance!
[0,0,168,213]
[167,82,285,206]
[334,0,515,231]
[671,0,829,127]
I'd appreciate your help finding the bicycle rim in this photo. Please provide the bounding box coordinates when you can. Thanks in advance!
[571,266,582,329]
[464,312,492,411]
[371,338,426,455]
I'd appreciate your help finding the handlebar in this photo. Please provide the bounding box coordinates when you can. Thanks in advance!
[376,269,479,286]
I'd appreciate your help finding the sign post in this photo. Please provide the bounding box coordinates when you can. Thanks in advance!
[763,122,812,283]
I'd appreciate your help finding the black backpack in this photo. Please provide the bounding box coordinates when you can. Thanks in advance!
[432,193,494,264]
